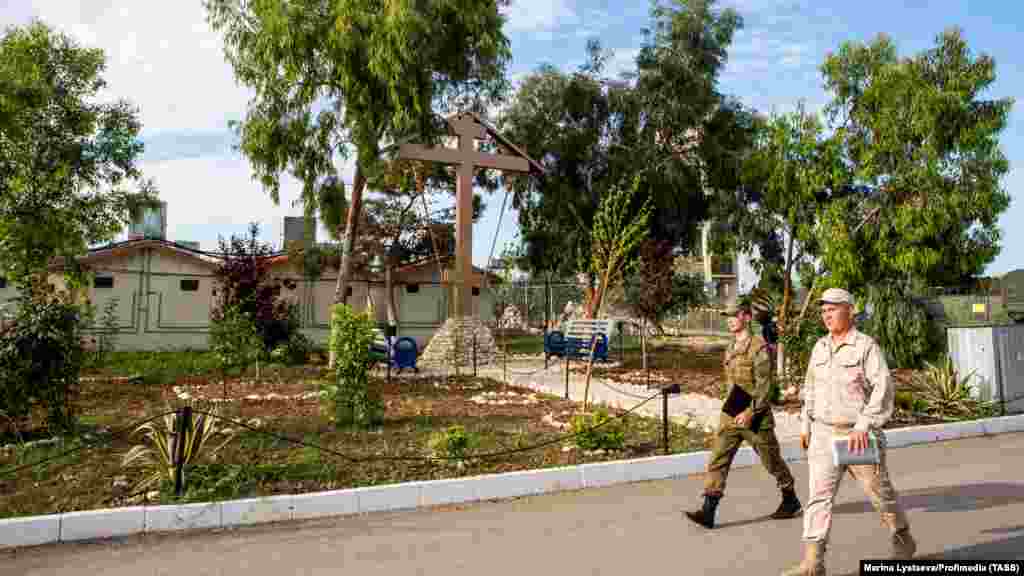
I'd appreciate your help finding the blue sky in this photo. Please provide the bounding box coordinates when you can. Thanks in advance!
[4,0,1022,276]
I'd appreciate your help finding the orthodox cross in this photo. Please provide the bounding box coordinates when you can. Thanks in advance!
[397,111,541,319]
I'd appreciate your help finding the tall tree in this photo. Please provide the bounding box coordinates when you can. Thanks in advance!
[708,105,851,375]
[0,21,158,289]
[502,0,747,316]
[817,28,1013,292]
[205,0,512,359]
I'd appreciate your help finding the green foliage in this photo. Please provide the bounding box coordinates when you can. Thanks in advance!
[503,0,747,277]
[269,332,313,366]
[778,305,829,390]
[209,304,262,374]
[428,425,480,468]
[624,239,706,330]
[0,21,158,289]
[93,297,120,365]
[121,408,236,494]
[589,175,653,311]
[859,283,944,369]
[325,304,383,428]
[818,29,1013,290]
[0,280,87,433]
[913,357,996,420]
[205,0,511,241]
[211,223,300,356]
[570,407,627,452]
[895,390,929,415]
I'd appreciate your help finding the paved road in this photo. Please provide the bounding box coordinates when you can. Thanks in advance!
[6,433,1024,576]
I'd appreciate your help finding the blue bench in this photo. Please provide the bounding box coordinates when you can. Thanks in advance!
[545,319,616,364]
[369,329,418,373]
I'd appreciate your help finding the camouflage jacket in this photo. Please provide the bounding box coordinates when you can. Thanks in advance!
[722,333,775,429]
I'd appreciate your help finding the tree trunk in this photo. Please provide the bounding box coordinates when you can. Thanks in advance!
[777,229,797,378]
[641,317,647,371]
[329,165,366,369]
[582,268,611,411]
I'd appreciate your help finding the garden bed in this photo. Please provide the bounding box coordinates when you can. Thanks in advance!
[0,353,711,520]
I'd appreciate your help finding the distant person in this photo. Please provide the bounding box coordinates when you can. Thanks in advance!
[781,288,916,576]
[684,302,801,529]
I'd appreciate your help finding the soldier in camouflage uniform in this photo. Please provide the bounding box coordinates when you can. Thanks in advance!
[781,288,916,576]
[685,302,802,529]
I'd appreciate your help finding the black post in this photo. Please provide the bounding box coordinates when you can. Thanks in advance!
[173,405,192,497]
[620,326,624,364]
[662,388,669,455]
[564,355,570,400]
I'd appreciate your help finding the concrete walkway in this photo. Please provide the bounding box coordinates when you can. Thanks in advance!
[477,358,805,441]
[6,432,1022,575]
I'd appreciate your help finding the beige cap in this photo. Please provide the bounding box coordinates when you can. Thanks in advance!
[818,287,854,305]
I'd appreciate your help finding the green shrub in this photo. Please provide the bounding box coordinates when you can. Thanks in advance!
[270,331,312,366]
[325,304,383,428]
[860,283,945,369]
[0,280,88,434]
[428,425,480,466]
[570,407,626,451]
[209,304,262,376]
[779,309,828,390]
[913,356,996,420]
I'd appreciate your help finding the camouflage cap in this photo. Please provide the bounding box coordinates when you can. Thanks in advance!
[720,302,752,317]
[818,287,854,306]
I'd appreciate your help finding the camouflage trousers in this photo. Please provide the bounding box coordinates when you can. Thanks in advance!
[702,416,795,496]
[802,421,909,543]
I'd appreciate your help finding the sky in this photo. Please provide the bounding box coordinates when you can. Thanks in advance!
[3,0,1022,276]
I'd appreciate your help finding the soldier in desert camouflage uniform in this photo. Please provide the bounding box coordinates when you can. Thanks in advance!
[781,288,916,576]
[685,302,802,529]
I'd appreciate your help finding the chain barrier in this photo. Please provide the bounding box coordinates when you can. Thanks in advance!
[0,410,176,479]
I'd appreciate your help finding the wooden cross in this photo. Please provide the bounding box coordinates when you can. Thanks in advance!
[398,111,537,319]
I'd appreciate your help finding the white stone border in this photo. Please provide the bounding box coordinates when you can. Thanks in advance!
[2,414,1022,550]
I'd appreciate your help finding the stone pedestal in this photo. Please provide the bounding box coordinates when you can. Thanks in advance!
[419,316,503,368]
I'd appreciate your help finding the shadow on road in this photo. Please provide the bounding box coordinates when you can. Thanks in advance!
[833,482,1024,515]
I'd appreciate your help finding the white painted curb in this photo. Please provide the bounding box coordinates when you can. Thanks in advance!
[2,413,1022,550]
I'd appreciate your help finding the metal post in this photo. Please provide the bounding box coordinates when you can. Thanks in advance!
[564,355,570,400]
[662,388,669,455]
[173,405,192,497]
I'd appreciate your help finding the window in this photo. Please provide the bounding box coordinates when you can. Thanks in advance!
[180,279,199,292]
[94,275,114,289]
[406,284,420,294]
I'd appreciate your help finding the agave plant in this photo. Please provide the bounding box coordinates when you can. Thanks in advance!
[913,357,990,420]
[121,407,236,493]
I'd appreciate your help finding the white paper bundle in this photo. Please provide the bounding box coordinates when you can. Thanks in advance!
[832,432,880,466]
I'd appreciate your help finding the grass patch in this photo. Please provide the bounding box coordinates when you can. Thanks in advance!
[1,363,710,520]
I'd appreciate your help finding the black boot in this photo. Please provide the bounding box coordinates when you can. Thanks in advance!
[685,494,721,529]
[770,487,803,519]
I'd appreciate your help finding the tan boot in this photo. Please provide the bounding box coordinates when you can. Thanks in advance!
[891,528,916,559]
[780,541,827,576]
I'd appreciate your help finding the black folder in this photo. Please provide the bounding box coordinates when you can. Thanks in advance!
[722,385,753,417]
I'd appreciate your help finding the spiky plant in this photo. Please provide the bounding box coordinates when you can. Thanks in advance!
[121,408,236,494]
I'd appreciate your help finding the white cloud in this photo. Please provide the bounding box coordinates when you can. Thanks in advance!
[4,1,251,135]
[502,0,578,33]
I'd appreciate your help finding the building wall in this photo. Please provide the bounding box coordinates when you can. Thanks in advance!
[3,249,499,352]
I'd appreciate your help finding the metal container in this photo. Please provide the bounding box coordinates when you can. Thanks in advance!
[947,324,1024,413]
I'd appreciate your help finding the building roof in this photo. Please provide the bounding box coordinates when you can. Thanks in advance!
[49,238,225,270]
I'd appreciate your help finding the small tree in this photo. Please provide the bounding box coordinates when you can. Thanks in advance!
[210,222,299,358]
[624,239,706,368]
[325,303,383,428]
[582,175,651,410]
